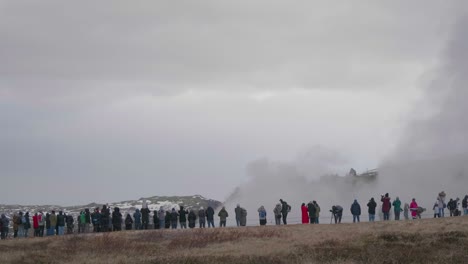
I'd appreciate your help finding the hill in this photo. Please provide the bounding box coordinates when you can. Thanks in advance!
[1,216,468,263]
[0,195,222,220]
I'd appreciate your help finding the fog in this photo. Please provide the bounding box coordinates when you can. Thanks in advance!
[224,6,468,223]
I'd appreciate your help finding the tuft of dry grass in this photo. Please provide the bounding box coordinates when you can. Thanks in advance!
[1,217,468,263]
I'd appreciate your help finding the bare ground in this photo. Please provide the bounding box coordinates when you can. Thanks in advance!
[1,217,468,263]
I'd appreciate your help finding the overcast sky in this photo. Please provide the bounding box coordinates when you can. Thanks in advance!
[0,1,462,205]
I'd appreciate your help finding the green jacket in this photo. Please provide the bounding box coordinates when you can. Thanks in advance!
[392,199,402,212]
[218,209,229,221]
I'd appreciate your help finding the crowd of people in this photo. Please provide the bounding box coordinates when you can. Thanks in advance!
[324,192,468,224]
[1,193,468,240]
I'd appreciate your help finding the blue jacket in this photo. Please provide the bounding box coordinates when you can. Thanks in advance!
[351,200,361,216]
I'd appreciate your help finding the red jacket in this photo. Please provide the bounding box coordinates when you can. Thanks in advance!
[381,197,391,213]
[301,205,309,224]
[33,215,39,229]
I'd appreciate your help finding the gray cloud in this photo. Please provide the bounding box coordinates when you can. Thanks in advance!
[0,1,463,206]
[0,0,453,100]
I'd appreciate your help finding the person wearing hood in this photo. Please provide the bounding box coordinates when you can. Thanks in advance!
[23,212,31,237]
[157,207,165,229]
[179,206,188,229]
[141,206,150,230]
[188,210,197,228]
[367,198,377,222]
[381,193,391,221]
[240,207,248,226]
[462,195,468,215]
[66,214,74,234]
[112,207,122,231]
[273,203,282,225]
[350,200,361,223]
[125,214,134,230]
[218,207,229,227]
[410,198,419,219]
[447,198,456,217]
[235,204,242,227]
[1,214,9,239]
[198,207,206,228]
[280,199,291,225]
[403,203,409,220]
[133,209,142,230]
[331,205,343,224]
[164,211,171,229]
[313,201,321,224]
[301,203,309,224]
[258,206,267,226]
[91,208,101,233]
[170,208,179,229]
[100,205,110,232]
[307,202,316,224]
[206,206,215,228]
[392,197,402,220]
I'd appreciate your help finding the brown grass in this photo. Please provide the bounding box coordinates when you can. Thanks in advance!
[1,217,468,263]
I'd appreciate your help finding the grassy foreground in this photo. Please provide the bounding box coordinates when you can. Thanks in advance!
[1,217,468,264]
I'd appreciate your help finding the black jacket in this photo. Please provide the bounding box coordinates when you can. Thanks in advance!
[57,214,66,226]
[367,200,377,214]
[307,203,316,217]
[206,207,215,221]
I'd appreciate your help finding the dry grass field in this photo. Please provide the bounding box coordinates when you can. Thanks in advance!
[1,217,468,264]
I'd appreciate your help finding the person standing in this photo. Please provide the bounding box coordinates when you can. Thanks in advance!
[38,212,45,237]
[1,214,9,239]
[179,206,188,229]
[403,203,410,220]
[235,204,242,227]
[258,206,267,226]
[33,213,40,237]
[133,209,142,230]
[206,206,215,228]
[124,214,133,230]
[57,211,65,235]
[153,210,160,229]
[112,207,122,231]
[170,208,179,229]
[23,212,31,238]
[91,208,101,232]
[240,207,248,226]
[437,196,445,218]
[301,203,309,224]
[462,195,468,215]
[447,198,457,217]
[141,207,150,230]
[198,207,206,228]
[381,193,391,221]
[84,208,91,233]
[314,201,321,224]
[78,211,86,234]
[280,199,291,225]
[17,212,25,238]
[367,198,377,222]
[157,207,165,230]
[433,201,440,218]
[350,200,361,223]
[188,210,197,228]
[410,198,419,219]
[393,197,402,220]
[273,204,282,225]
[218,207,229,227]
[307,201,316,224]
[66,214,74,234]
